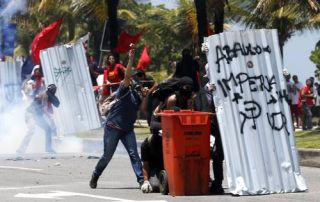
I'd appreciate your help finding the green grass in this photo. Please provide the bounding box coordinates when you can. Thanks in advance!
[74,128,104,139]
[74,125,151,141]
[75,123,320,149]
[295,129,320,149]
[134,127,151,140]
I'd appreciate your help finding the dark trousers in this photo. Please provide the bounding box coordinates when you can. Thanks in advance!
[211,116,224,185]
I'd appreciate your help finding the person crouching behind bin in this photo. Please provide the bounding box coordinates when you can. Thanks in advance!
[16,84,60,154]
[90,45,148,189]
[140,76,195,193]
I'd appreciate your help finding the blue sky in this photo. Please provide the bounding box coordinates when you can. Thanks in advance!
[151,0,320,83]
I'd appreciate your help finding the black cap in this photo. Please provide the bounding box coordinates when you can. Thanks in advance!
[179,76,193,86]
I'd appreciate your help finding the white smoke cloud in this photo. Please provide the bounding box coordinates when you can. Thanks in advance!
[0,102,29,154]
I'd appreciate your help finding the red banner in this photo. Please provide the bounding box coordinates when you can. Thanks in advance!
[136,46,151,70]
[114,31,143,53]
[31,18,63,64]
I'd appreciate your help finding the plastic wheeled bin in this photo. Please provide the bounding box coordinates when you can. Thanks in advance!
[159,110,212,196]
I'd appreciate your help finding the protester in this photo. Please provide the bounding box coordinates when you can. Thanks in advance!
[16,84,60,154]
[100,54,125,99]
[30,65,45,97]
[140,76,195,193]
[132,69,155,89]
[283,69,293,106]
[300,79,314,130]
[313,82,320,128]
[173,49,200,92]
[90,46,148,189]
[291,75,304,128]
[310,76,315,92]
[204,82,224,194]
[201,42,225,194]
[87,54,103,86]
[132,69,157,124]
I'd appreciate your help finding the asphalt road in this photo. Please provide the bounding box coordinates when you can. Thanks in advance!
[0,148,319,202]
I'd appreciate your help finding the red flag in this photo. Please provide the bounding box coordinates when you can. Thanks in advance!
[136,46,151,70]
[31,18,63,64]
[114,31,143,54]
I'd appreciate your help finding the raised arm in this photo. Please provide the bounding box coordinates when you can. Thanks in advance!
[123,44,135,87]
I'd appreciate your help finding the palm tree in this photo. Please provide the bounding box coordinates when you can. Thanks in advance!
[14,0,79,55]
[230,0,320,57]
[71,0,138,59]
[173,0,198,49]
[194,0,208,45]
[106,0,119,52]
[207,0,228,34]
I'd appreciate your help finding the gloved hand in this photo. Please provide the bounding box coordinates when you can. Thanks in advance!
[141,180,153,193]
[201,42,209,53]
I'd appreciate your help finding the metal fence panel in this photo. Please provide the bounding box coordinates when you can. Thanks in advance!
[0,61,22,112]
[40,43,101,134]
[205,29,307,195]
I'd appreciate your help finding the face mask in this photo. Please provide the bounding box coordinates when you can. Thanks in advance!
[180,88,192,97]
[34,71,42,77]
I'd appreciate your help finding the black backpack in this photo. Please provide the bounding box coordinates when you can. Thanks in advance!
[151,77,181,102]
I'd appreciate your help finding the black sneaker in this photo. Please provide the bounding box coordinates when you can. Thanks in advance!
[90,175,99,189]
[210,181,224,195]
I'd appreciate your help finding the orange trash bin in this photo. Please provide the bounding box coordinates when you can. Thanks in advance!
[159,110,212,196]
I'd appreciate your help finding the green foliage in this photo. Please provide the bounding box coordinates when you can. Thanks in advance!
[310,47,320,67]
[229,0,320,55]
[12,0,320,75]
[310,46,320,80]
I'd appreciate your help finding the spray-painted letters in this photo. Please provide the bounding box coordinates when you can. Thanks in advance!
[215,42,271,73]
[211,41,290,135]
[54,66,72,82]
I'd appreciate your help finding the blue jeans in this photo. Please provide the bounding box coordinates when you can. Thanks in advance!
[93,126,144,183]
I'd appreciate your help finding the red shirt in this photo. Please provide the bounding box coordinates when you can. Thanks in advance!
[102,63,125,96]
[300,86,314,107]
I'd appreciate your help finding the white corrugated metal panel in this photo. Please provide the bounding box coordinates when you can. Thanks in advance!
[205,29,307,195]
[40,43,101,134]
[0,61,22,112]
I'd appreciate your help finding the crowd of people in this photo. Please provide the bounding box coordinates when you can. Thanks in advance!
[87,45,224,195]
[285,71,320,130]
[15,41,317,195]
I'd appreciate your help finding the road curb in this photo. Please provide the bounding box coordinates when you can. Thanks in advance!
[298,149,320,168]
[80,138,320,168]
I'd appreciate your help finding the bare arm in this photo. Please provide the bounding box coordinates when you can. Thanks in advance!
[142,161,150,181]
[165,94,177,110]
[139,87,149,112]
[123,45,135,87]
[301,88,314,98]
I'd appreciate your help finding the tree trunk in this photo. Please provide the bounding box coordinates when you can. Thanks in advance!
[194,0,208,46]
[107,0,119,52]
[67,18,75,41]
[87,20,103,63]
[214,0,225,34]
